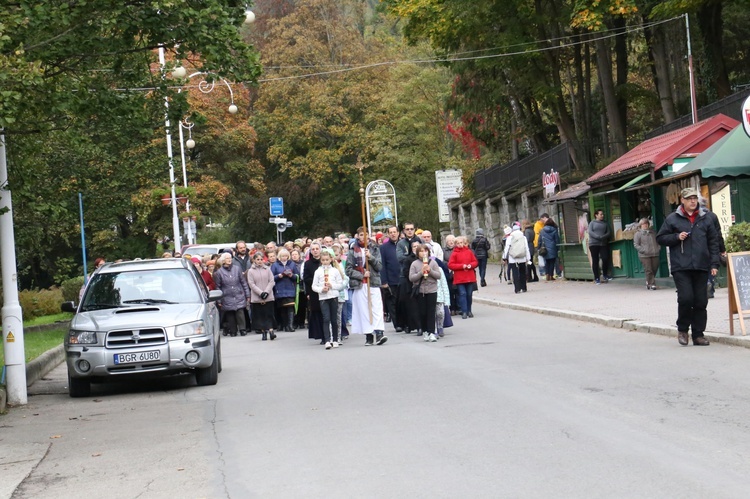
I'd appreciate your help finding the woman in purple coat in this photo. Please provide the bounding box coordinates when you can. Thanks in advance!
[213,252,251,337]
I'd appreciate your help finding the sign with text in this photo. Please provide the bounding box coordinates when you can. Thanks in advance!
[365,180,398,235]
[542,170,561,198]
[727,251,750,335]
[269,197,284,216]
[435,169,463,223]
[711,184,732,241]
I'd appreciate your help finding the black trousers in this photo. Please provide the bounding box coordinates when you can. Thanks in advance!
[416,292,438,335]
[511,262,527,292]
[589,244,611,280]
[526,260,538,282]
[382,284,399,328]
[673,270,709,338]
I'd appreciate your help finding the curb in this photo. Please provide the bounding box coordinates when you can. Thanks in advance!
[0,345,65,414]
[474,297,750,349]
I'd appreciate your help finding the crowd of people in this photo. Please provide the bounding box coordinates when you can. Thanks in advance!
[89,188,725,350]
[173,223,490,349]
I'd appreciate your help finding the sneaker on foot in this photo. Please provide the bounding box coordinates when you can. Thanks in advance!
[376,334,388,345]
[332,341,339,348]
[428,333,437,342]
[423,333,430,342]
[595,278,601,285]
[325,342,332,350]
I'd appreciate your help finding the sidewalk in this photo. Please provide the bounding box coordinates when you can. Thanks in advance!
[474,263,750,349]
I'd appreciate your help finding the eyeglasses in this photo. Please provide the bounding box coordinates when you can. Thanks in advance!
[404,228,415,231]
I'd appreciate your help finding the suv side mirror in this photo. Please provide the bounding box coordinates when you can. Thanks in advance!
[207,290,223,302]
[61,301,77,314]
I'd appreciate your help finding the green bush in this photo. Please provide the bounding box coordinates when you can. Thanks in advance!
[18,287,64,319]
[61,276,86,302]
[725,222,750,253]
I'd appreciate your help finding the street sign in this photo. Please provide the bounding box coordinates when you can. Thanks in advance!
[286,221,293,227]
[269,197,284,216]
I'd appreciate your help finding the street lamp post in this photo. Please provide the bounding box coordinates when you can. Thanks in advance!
[157,46,182,252]
[178,118,196,245]
[168,69,240,246]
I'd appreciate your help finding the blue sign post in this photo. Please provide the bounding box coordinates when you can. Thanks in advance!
[269,197,284,216]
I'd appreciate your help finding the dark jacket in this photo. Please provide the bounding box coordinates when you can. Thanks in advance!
[232,253,251,272]
[524,227,536,256]
[397,235,422,264]
[656,206,720,273]
[303,256,322,311]
[588,219,611,246]
[213,264,250,311]
[379,238,401,286]
[539,225,561,260]
[471,236,491,259]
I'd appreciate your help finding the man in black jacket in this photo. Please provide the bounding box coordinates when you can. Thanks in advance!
[656,187,720,346]
[380,226,401,331]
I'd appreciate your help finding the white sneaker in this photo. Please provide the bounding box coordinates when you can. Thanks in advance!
[428,333,438,342]
[325,342,332,350]
[423,333,430,342]
[332,341,339,348]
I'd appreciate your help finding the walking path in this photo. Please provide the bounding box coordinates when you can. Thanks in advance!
[474,263,750,349]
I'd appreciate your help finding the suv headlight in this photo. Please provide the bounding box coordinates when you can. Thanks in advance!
[175,320,206,338]
[68,330,97,345]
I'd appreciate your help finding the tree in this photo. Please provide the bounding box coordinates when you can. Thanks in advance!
[1,1,261,287]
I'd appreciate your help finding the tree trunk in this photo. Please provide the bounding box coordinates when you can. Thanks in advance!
[614,16,628,143]
[594,35,628,157]
[697,1,731,99]
[644,21,678,123]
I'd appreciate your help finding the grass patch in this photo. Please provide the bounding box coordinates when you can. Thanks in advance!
[24,312,72,327]
[0,328,66,366]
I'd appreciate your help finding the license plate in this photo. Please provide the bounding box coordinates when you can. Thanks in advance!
[114,350,160,365]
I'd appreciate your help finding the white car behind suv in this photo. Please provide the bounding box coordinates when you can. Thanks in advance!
[61,258,223,397]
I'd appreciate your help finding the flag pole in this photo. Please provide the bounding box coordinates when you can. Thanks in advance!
[354,157,373,324]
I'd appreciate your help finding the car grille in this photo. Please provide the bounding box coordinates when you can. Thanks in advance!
[106,328,166,348]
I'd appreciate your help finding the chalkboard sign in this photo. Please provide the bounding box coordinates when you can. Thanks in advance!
[726,251,750,335]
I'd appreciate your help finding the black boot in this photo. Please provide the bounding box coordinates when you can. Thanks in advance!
[481,279,487,287]
[262,331,267,341]
[269,330,277,340]
[239,329,247,336]
[365,334,374,346]
[287,308,296,332]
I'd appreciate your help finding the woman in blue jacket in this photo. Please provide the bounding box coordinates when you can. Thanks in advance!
[539,218,561,281]
[271,248,300,332]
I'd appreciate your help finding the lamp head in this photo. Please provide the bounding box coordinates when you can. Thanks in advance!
[228,104,238,114]
[172,66,187,79]
[244,9,256,24]
[186,138,196,150]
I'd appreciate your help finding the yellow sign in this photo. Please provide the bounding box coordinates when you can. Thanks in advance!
[6,332,15,342]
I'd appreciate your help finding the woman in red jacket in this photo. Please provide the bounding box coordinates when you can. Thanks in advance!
[448,235,479,319]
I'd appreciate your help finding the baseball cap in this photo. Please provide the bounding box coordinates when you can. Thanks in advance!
[681,187,699,198]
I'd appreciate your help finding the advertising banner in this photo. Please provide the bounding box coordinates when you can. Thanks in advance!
[365,180,398,235]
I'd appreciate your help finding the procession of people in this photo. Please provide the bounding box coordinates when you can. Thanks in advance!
[178,185,724,350]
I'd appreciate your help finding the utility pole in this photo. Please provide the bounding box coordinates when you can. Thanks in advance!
[0,130,28,405]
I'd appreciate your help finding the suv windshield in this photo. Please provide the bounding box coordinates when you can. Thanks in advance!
[81,269,201,311]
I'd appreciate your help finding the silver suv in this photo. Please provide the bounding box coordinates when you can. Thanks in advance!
[61,258,223,397]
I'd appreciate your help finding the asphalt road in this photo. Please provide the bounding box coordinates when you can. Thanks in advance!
[3,304,750,498]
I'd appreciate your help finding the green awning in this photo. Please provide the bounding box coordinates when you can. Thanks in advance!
[593,172,651,196]
[677,126,750,178]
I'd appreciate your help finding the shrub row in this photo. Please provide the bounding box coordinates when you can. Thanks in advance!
[17,276,85,319]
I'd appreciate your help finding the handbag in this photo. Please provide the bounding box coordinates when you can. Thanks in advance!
[443,305,453,328]
[538,240,548,257]
[411,277,423,298]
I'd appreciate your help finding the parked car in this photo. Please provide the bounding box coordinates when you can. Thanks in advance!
[61,258,223,397]
[179,243,236,258]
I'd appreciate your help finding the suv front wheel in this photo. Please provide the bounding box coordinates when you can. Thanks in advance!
[195,347,219,386]
[68,374,91,398]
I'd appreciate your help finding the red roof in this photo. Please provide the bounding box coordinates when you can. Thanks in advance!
[587,114,739,184]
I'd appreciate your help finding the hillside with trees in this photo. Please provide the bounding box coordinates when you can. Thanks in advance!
[1,0,748,289]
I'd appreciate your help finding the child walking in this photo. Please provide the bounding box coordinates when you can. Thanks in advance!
[312,249,345,349]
